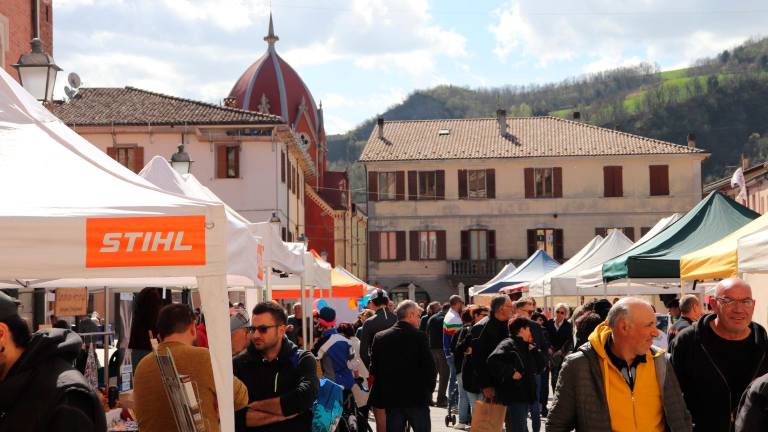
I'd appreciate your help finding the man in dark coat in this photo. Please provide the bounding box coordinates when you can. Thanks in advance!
[667,294,703,348]
[427,303,448,406]
[670,278,768,432]
[470,295,515,401]
[369,300,435,432]
[0,291,106,432]
[735,370,768,431]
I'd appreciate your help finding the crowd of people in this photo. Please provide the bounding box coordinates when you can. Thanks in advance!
[2,277,768,431]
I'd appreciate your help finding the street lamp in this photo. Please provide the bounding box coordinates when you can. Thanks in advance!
[12,38,61,102]
[269,212,281,225]
[169,144,193,174]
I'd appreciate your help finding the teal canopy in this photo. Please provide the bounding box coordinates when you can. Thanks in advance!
[602,192,759,281]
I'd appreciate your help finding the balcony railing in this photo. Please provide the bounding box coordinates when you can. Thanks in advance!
[449,259,514,277]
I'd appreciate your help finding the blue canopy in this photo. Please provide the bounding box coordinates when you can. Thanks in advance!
[474,250,560,295]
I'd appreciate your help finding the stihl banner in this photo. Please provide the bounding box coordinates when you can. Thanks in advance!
[86,216,206,268]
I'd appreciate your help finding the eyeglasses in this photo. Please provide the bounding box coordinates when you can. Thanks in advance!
[715,297,755,307]
[556,310,566,315]
[247,325,281,334]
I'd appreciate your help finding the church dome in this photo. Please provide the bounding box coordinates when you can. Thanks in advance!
[228,15,321,138]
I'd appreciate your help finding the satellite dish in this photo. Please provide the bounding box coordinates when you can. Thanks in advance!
[64,86,78,100]
[67,72,81,89]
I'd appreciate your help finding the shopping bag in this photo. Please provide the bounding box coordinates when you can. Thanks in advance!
[471,399,507,432]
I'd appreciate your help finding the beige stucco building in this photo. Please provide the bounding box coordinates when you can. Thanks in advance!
[360,112,708,301]
[705,157,768,214]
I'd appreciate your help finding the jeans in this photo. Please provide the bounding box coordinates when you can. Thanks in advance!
[385,406,431,432]
[431,349,449,403]
[447,356,458,406]
[551,367,561,393]
[467,391,482,415]
[457,375,471,424]
[539,368,550,413]
[506,402,529,432]
[528,374,541,432]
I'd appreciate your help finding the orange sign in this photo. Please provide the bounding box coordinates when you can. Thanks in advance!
[86,216,206,268]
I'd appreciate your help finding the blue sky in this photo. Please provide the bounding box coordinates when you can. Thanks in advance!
[53,0,768,134]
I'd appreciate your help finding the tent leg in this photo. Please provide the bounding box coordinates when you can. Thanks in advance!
[300,275,307,350]
[197,274,234,432]
[104,287,109,389]
[309,284,315,350]
[626,278,631,297]
[265,270,272,302]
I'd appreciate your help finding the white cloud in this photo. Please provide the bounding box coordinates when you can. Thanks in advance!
[489,0,768,68]
[159,0,267,32]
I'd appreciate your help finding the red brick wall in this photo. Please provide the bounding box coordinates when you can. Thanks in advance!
[0,0,54,80]
[305,192,336,266]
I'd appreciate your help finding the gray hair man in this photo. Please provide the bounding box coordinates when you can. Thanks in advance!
[369,300,435,432]
[548,297,691,432]
[671,278,768,432]
[667,295,703,348]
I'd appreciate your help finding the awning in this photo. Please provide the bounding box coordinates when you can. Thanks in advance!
[476,250,560,295]
[526,235,604,297]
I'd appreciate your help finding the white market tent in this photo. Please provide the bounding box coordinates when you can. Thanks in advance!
[468,263,517,297]
[576,213,681,292]
[737,229,768,329]
[252,221,304,275]
[543,229,634,296]
[526,235,604,297]
[0,69,236,429]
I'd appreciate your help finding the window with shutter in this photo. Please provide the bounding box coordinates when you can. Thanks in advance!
[595,228,608,237]
[469,230,488,260]
[396,171,405,200]
[640,227,651,237]
[408,171,418,200]
[435,170,445,200]
[377,172,397,200]
[368,172,378,202]
[529,228,558,258]
[216,145,240,179]
[409,231,419,261]
[113,145,139,172]
[604,166,623,197]
[466,169,487,199]
[458,170,468,199]
[486,169,496,199]
[596,227,634,241]
[524,168,535,198]
[281,150,286,183]
[460,231,470,260]
[374,232,402,261]
[649,165,670,196]
[436,231,446,260]
[418,171,437,199]
[532,168,556,198]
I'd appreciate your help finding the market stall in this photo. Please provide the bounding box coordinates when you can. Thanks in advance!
[0,69,236,429]
[524,235,604,297]
[468,263,517,297]
[474,250,560,296]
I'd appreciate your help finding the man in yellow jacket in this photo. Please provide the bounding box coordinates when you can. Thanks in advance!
[547,297,691,432]
[134,304,249,432]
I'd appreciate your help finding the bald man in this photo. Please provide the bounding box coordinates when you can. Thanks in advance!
[670,278,768,432]
[547,297,691,432]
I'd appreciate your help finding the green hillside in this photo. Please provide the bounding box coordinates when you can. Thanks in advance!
[329,37,768,202]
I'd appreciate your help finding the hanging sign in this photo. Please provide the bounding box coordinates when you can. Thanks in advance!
[55,287,88,316]
[86,216,206,268]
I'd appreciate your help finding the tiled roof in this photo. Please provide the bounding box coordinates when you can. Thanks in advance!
[359,116,707,162]
[52,87,283,126]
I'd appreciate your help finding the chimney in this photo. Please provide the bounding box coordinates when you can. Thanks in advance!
[377,116,384,140]
[223,97,236,108]
[572,111,581,121]
[496,108,507,136]
[687,132,696,148]
[742,153,750,171]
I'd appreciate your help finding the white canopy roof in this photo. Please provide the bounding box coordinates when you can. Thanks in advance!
[576,213,682,293]
[541,230,633,296]
[526,235,604,297]
[252,222,304,274]
[738,228,768,274]
[0,68,235,430]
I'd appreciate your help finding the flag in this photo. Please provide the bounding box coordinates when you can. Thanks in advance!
[730,167,748,201]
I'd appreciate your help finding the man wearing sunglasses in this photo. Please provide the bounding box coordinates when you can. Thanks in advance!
[670,278,768,432]
[233,302,319,431]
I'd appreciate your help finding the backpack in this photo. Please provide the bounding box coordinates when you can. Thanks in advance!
[288,349,344,432]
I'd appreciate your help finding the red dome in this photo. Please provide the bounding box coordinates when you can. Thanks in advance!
[229,15,321,138]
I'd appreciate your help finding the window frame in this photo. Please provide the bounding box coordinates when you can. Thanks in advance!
[418,171,437,200]
[534,168,555,198]
[467,169,488,199]
[114,144,138,171]
[418,231,438,260]
[377,172,398,201]
[378,231,399,261]
[469,229,488,260]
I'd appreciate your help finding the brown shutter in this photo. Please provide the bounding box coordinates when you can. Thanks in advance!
[287,162,292,191]
[368,172,378,202]
[554,229,564,261]
[408,171,418,200]
[603,166,613,197]
[527,229,537,256]
[135,147,145,173]
[487,230,496,260]
[553,167,562,198]
[436,170,445,200]
[595,228,608,237]
[623,227,635,241]
[486,169,496,199]
[460,230,470,260]
[641,227,651,237]
[396,231,406,261]
[410,231,420,261]
[615,166,623,197]
[437,231,446,260]
[281,150,286,183]
[395,171,405,200]
[106,147,116,160]
[650,165,670,196]
[524,168,534,198]
[216,145,227,178]
[458,170,467,199]
[233,145,241,178]
[369,232,380,262]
